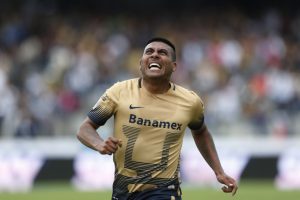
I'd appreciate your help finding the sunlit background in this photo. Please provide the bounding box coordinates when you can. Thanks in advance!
[0,0,300,197]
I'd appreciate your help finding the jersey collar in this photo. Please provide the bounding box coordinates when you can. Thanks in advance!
[138,78,176,91]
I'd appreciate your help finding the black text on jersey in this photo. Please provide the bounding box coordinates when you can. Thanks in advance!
[129,114,182,130]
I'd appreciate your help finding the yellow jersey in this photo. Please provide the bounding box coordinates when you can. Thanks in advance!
[87,78,204,196]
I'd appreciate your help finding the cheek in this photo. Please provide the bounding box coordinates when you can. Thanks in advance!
[166,65,174,73]
[139,62,147,74]
[140,59,147,68]
[139,62,146,71]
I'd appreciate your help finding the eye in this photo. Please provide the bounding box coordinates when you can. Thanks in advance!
[158,50,168,56]
[145,48,153,55]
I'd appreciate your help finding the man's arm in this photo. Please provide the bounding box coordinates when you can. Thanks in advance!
[77,117,122,155]
[191,124,238,195]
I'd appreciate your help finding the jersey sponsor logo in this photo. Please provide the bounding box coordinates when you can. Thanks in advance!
[129,104,144,109]
[129,114,182,130]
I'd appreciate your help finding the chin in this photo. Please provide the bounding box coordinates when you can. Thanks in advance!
[145,74,165,79]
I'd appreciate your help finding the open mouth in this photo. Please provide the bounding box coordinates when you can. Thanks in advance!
[148,63,162,70]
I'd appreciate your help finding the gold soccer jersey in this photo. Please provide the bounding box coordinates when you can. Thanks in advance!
[87,78,204,196]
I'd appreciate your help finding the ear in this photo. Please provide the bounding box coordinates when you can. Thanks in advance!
[172,62,177,72]
[139,59,142,71]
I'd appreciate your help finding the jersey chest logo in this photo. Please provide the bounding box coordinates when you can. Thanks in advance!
[129,104,144,109]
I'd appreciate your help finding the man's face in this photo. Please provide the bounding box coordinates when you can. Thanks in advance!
[140,42,176,80]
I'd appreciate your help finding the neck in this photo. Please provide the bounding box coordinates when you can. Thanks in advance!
[142,78,171,94]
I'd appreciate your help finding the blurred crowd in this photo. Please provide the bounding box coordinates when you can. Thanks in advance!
[0,1,299,138]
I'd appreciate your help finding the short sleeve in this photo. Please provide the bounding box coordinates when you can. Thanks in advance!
[87,82,121,126]
[188,93,205,130]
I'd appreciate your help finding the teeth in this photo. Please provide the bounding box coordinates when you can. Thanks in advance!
[149,63,161,68]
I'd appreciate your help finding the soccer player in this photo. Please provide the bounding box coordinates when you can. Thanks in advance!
[77,37,238,200]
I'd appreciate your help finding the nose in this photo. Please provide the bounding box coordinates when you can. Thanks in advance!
[150,51,159,58]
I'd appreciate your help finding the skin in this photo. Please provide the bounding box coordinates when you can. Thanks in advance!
[76,40,238,196]
[192,125,238,196]
[139,41,177,93]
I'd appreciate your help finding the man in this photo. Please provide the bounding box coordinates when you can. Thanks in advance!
[77,37,238,200]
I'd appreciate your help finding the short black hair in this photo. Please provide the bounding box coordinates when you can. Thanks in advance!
[145,37,176,61]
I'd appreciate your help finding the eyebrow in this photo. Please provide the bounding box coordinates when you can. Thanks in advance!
[144,45,175,61]
[145,47,169,52]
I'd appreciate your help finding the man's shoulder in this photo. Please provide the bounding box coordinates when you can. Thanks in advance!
[174,83,200,99]
[111,78,139,89]
[174,83,204,111]
[105,78,139,100]
[119,78,139,84]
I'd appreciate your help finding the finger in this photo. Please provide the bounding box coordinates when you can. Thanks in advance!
[108,137,123,147]
[222,184,238,196]
[104,149,112,155]
[104,141,118,152]
[108,136,120,144]
[118,140,123,147]
[105,139,118,147]
[222,184,234,192]
[98,148,112,155]
[106,138,123,153]
[221,185,232,193]
[231,184,238,196]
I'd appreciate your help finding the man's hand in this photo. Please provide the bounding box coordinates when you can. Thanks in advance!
[216,173,238,196]
[95,137,122,155]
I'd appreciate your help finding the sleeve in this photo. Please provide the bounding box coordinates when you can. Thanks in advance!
[188,92,205,131]
[87,82,121,126]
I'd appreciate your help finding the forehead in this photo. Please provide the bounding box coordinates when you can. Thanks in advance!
[145,41,172,51]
